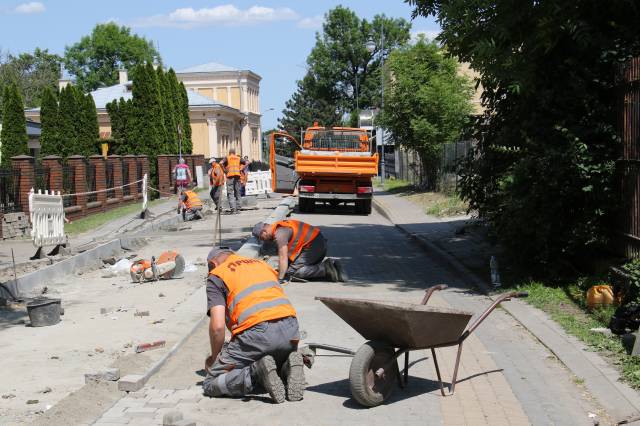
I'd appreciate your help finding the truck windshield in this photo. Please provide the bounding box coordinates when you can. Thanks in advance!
[305,130,369,152]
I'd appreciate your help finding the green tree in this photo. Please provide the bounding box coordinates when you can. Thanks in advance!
[56,85,81,158]
[178,82,192,154]
[39,86,60,156]
[279,72,341,135]
[106,97,133,154]
[280,6,411,129]
[77,92,99,157]
[0,48,62,109]
[380,37,473,189]
[64,23,160,92]
[0,83,28,166]
[156,67,174,152]
[408,0,640,270]
[165,69,181,151]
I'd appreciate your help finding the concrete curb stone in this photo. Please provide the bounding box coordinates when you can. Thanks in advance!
[373,196,640,421]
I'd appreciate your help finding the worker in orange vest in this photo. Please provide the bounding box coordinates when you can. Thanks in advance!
[221,148,246,214]
[252,219,346,282]
[178,189,203,221]
[208,158,225,210]
[202,247,304,403]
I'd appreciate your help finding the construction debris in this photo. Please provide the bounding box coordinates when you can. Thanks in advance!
[130,251,185,283]
[135,340,166,353]
[84,368,120,384]
[38,387,52,394]
[26,400,39,405]
[2,394,16,399]
[134,310,150,317]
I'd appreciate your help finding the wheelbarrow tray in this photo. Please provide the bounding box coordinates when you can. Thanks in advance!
[317,296,473,349]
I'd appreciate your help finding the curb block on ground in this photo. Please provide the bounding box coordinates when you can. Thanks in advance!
[373,196,640,421]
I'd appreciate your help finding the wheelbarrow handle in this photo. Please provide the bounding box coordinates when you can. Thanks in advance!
[421,284,449,305]
[461,291,528,341]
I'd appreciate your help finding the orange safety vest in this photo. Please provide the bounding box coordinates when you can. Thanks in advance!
[209,163,225,186]
[183,190,203,210]
[209,254,296,335]
[226,154,241,178]
[270,220,320,262]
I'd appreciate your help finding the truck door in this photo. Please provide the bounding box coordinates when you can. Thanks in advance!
[269,132,301,193]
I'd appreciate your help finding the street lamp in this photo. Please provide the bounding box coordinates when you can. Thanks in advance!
[367,26,386,185]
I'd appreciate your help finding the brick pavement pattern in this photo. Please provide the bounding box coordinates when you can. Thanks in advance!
[93,202,604,425]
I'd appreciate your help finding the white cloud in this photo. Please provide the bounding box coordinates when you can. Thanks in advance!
[411,29,441,43]
[133,4,299,29]
[297,15,323,30]
[14,2,45,14]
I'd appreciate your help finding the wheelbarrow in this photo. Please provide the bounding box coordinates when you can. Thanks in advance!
[306,285,528,407]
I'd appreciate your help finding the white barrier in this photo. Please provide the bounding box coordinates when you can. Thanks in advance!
[29,189,66,248]
[245,171,273,196]
[141,173,148,212]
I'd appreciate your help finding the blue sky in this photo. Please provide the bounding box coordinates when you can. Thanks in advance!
[0,1,439,129]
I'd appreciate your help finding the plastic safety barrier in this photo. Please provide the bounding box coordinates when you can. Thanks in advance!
[29,189,66,247]
[245,171,273,196]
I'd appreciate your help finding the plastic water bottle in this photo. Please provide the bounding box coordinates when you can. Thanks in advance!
[490,256,501,288]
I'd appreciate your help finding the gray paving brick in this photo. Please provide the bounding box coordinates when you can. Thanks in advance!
[125,407,158,418]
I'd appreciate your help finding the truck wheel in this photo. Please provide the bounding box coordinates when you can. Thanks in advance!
[356,200,372,215]
[299,198,314,213]
[349,341,397,407]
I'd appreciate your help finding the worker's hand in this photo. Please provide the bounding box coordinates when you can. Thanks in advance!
[204,355,215,375]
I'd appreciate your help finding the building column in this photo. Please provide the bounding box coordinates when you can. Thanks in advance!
[241,119,252,160]
[207,118,219,159]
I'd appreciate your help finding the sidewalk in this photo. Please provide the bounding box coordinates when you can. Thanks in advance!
[373,189,640,422]
[0,196,179,280]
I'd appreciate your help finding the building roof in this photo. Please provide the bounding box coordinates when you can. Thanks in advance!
[24,82,227,112]
[176,62,239,73]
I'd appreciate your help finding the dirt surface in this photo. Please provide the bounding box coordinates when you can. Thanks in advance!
[0,200,278,425]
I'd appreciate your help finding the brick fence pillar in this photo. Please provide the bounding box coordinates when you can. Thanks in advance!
[89,155,106,212]
[42,155,63,194]
[107,155,123,204]
[11,155,34,215]
[122,155,137,199]
[157,155,171,195]
[67,155,87,217]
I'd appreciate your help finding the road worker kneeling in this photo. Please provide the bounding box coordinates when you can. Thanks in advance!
[203,247,305,403]
[252,220,346,282]
[178,189,203,221]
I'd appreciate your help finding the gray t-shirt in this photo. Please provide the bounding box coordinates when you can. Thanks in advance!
[206,275,227,316]
[274,227,293,250]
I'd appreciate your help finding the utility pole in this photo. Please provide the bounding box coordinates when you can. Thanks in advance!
[379,25,386,185]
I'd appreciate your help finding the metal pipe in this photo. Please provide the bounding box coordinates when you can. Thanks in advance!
[461,291,528,340]
[304,342,356,356]
[421,284,448,305]
[379,24,385,185]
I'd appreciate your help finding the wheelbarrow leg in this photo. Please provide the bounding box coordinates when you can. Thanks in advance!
[431,348,447,397]
[450,343,463,395]
[404,352,409,385]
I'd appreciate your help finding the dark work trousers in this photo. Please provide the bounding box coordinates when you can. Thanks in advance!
[202,316,300,397]
[210,185,223,210]
[226,177,242,212]
[287,235,328,279]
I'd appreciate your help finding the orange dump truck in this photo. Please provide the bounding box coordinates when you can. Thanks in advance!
[270,124,378,214]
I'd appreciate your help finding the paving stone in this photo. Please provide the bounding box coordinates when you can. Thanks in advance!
[162,410,183,425]
[118,375,146,392]
[85,368,121,383]
[147,398,178,408]
[94,417,131,425]
[125,407,157,418]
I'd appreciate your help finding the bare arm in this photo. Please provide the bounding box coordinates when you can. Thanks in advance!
[278,244,289,280]
[206,305,226,370]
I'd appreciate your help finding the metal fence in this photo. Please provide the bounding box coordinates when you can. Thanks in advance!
[0,167,21,213]
[122,162,130,196]
[106,163,115,199]
[62,165,76,207]
[33,163,50,193]
[617,57,640,257]
[86,162,97,202]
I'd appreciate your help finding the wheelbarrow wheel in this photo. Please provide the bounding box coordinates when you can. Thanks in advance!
[349,340,398,407]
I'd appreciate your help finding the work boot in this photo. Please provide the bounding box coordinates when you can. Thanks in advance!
[281,351,305,402]
[253,355,285,403]
[323,259,339,282]
[332,259,348,282]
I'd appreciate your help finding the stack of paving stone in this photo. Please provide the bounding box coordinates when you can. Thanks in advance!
[2,212,30,239]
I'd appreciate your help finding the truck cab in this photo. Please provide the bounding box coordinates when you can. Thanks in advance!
[269,124,378,215]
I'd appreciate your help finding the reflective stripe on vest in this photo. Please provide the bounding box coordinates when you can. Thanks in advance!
[270,220,320,261]
[210,164,225,186]
[184,190,203,210]
[226,155,241,177]
[210,254,296,335]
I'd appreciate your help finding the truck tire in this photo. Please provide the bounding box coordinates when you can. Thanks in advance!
[356,199,372,215]
[299,198,314,213]
[349,341,397,407]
